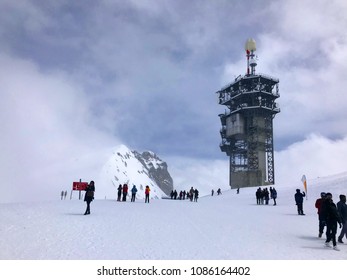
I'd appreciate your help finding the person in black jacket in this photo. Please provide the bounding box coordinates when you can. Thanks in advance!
[294,189,305,215]
[337,194,347,243]
[323,193,342,250]
[84,181,95,215]
[117,184,122,201]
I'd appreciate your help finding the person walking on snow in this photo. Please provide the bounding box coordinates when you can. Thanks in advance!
[315,192,327,238]
[337,194,347,244]
[194,188,199,202]
[145,186,150,203]
[189,187,194,201]
[271,187,277,206]
[323,193,342,250]
[294,189,306,215]
[84,181,95,215]
[131,185,138,202]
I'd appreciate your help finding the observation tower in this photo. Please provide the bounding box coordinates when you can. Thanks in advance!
[216,39,280,188]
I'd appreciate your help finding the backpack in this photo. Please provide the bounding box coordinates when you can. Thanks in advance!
[86,191,94,197]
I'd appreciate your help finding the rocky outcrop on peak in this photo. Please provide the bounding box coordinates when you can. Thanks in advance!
[133,151,174,196]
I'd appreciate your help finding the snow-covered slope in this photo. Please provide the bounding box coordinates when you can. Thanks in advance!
[2,171,347,260]
[98,145,171,200]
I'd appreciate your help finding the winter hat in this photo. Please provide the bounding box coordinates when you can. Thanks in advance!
[326,192,332,197]
[320,192,326,198]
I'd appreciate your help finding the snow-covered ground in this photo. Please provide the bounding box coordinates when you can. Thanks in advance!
[1,172,347,260]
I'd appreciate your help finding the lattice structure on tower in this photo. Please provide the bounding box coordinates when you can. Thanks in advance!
[216,39,280,188]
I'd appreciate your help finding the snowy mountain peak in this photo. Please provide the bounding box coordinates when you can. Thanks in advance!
[133,150,173,195]
[98,145,173,200]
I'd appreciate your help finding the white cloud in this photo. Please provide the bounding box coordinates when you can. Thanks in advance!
[1,0,347,203]
[167,156,229,192]
[275,134,347,186]
[0,54,118,203]
[221,0,347,142]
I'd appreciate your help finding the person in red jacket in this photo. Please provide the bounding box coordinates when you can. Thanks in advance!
[145,186,150,203]
[315,192,327,238]
[122,184,128,202]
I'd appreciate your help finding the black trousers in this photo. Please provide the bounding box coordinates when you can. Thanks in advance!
[85,200,91,214]
[297,203,304,214]
[326,221,338,246]
[318,213,326,234]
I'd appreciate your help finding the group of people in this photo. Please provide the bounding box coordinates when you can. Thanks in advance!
[60,190,68,200]
[82,181,153,215]
[256,187,277,205]
[170,187,199,202]
[211,188,222,196]
[296,189,347,251]
[117,184,151,203]
[314,192,347,251]
[81,181,347,253]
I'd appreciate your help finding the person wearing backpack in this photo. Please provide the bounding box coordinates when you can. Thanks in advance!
[84,181,95,215]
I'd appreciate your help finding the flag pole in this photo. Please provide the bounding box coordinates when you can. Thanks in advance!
[301,175,308,200]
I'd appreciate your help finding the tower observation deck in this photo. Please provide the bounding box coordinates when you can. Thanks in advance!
[216,39,280,188]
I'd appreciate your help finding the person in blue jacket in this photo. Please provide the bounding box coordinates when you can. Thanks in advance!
[131,185,138,202]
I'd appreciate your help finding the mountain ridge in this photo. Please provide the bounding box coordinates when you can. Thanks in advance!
[98,145,173,200]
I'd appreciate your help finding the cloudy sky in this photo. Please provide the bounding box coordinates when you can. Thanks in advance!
[1,0,347,203]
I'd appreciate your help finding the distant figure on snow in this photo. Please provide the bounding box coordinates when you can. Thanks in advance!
[189,187,194,201]
[236,188,240,194]
[122,184,128,202]
[256,187,262,205]
[173,190,178,200]
[64,190,67,200]
[84,181,95,215]
[61,191,64,200]
[131,185,138,202]
[117,184,122,201]
[194,189,199,202]
[145,185,150,203]
[294,189,305,215]
[217,188,222,195]
[211,189,214,196]
[315,192,327,238]
[271,187,277,206]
